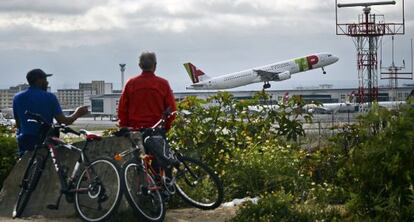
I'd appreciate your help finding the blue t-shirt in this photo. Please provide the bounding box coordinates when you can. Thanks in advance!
[13,86,62,136]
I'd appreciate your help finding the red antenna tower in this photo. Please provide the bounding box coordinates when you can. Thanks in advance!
[335,0,405,111]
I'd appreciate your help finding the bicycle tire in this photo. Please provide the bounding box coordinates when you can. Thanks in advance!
[122,158,166,222]
[12,154,44,218]
[74,157,122,222]
[174,155,224,210]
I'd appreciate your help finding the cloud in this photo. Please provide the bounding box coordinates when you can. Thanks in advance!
[0,1,106,14]
[0,0,412,91]
[0,0,335,51]
[0,6,126,32]
[0,0,334,33]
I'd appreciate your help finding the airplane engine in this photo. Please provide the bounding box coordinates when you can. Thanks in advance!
[276,71,291,81]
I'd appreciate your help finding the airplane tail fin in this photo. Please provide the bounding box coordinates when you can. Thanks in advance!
[183,63,210,83]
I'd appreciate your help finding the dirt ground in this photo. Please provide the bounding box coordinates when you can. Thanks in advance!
[0,206,238,222]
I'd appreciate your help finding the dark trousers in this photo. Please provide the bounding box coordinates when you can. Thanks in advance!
[17,134,40,157]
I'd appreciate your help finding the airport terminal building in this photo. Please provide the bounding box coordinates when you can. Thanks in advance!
[89,85,413,118]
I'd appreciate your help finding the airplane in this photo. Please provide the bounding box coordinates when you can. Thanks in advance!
[304,103,356,114]
[184,53,339,90]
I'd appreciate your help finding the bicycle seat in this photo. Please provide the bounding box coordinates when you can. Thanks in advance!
[80,129,102,141]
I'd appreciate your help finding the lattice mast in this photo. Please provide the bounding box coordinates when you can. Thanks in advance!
[380,37,413,101]
[336,0,405,111]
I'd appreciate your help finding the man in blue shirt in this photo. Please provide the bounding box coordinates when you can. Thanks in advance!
[13,69,88,157]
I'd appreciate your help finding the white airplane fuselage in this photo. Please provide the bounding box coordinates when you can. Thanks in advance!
[186,53,339,90]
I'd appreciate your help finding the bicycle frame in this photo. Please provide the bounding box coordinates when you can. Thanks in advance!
[14,111,124,222]
[119,135,166,185]
[25,117,99,197]
[44,137,93,194]
[115,109,223,212]
[114,110,181,188]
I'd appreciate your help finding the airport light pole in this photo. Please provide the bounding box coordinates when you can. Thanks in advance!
[119,64,126,90]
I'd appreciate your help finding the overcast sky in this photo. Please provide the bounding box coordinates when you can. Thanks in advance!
[0,0,413,92]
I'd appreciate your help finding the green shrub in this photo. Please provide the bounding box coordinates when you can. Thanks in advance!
[341,101,414,221]
[230,191,342,222]
[230,191,298,222]
[168,92,314,202]
[299,126,358,205]
[102,127,118,137]
[229,99,414,221]
[0,125,18,189]
[224,140,310,199]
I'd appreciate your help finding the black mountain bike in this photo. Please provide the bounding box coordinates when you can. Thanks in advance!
[13,111,123,222]
[114,110,224,222]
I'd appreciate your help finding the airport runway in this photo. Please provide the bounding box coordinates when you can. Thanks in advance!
[71,117,117,131]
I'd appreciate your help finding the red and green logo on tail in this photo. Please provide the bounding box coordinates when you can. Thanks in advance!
[183,63,205,83]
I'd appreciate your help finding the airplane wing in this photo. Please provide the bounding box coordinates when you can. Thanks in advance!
[254,70,291,81]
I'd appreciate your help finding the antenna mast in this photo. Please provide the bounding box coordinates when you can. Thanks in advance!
[336,0,405,111]
[380,37,413,101]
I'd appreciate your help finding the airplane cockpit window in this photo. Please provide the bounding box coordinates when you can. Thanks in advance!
[327,54,332,57]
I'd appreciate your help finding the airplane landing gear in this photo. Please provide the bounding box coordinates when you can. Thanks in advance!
[322,67,327,74]
[263,82,271,89]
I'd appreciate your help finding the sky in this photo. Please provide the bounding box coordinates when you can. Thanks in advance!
[0,0,413,92]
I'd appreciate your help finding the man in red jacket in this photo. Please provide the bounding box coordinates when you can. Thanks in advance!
[118,51,176,130]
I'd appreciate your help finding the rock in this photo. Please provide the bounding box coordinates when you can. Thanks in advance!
[0,136,132,218]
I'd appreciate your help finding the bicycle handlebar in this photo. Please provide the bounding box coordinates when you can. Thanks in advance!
[151,110,177,129]
[62,126,81,136]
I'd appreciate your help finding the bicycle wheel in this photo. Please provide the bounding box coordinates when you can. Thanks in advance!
[74,157,122,222]
[122,158,165,222]
[13,154,44,218]
[174,155,224,210]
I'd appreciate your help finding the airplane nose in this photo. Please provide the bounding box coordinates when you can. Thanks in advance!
[333,56,339,63]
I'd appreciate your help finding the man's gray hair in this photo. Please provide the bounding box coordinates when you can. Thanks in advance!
[139,51,157,71]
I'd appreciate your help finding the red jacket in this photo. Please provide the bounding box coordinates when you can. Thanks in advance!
[118,71,177,130]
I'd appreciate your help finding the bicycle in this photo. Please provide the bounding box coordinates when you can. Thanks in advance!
[13,111,123,222]
[113,109,224,222]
